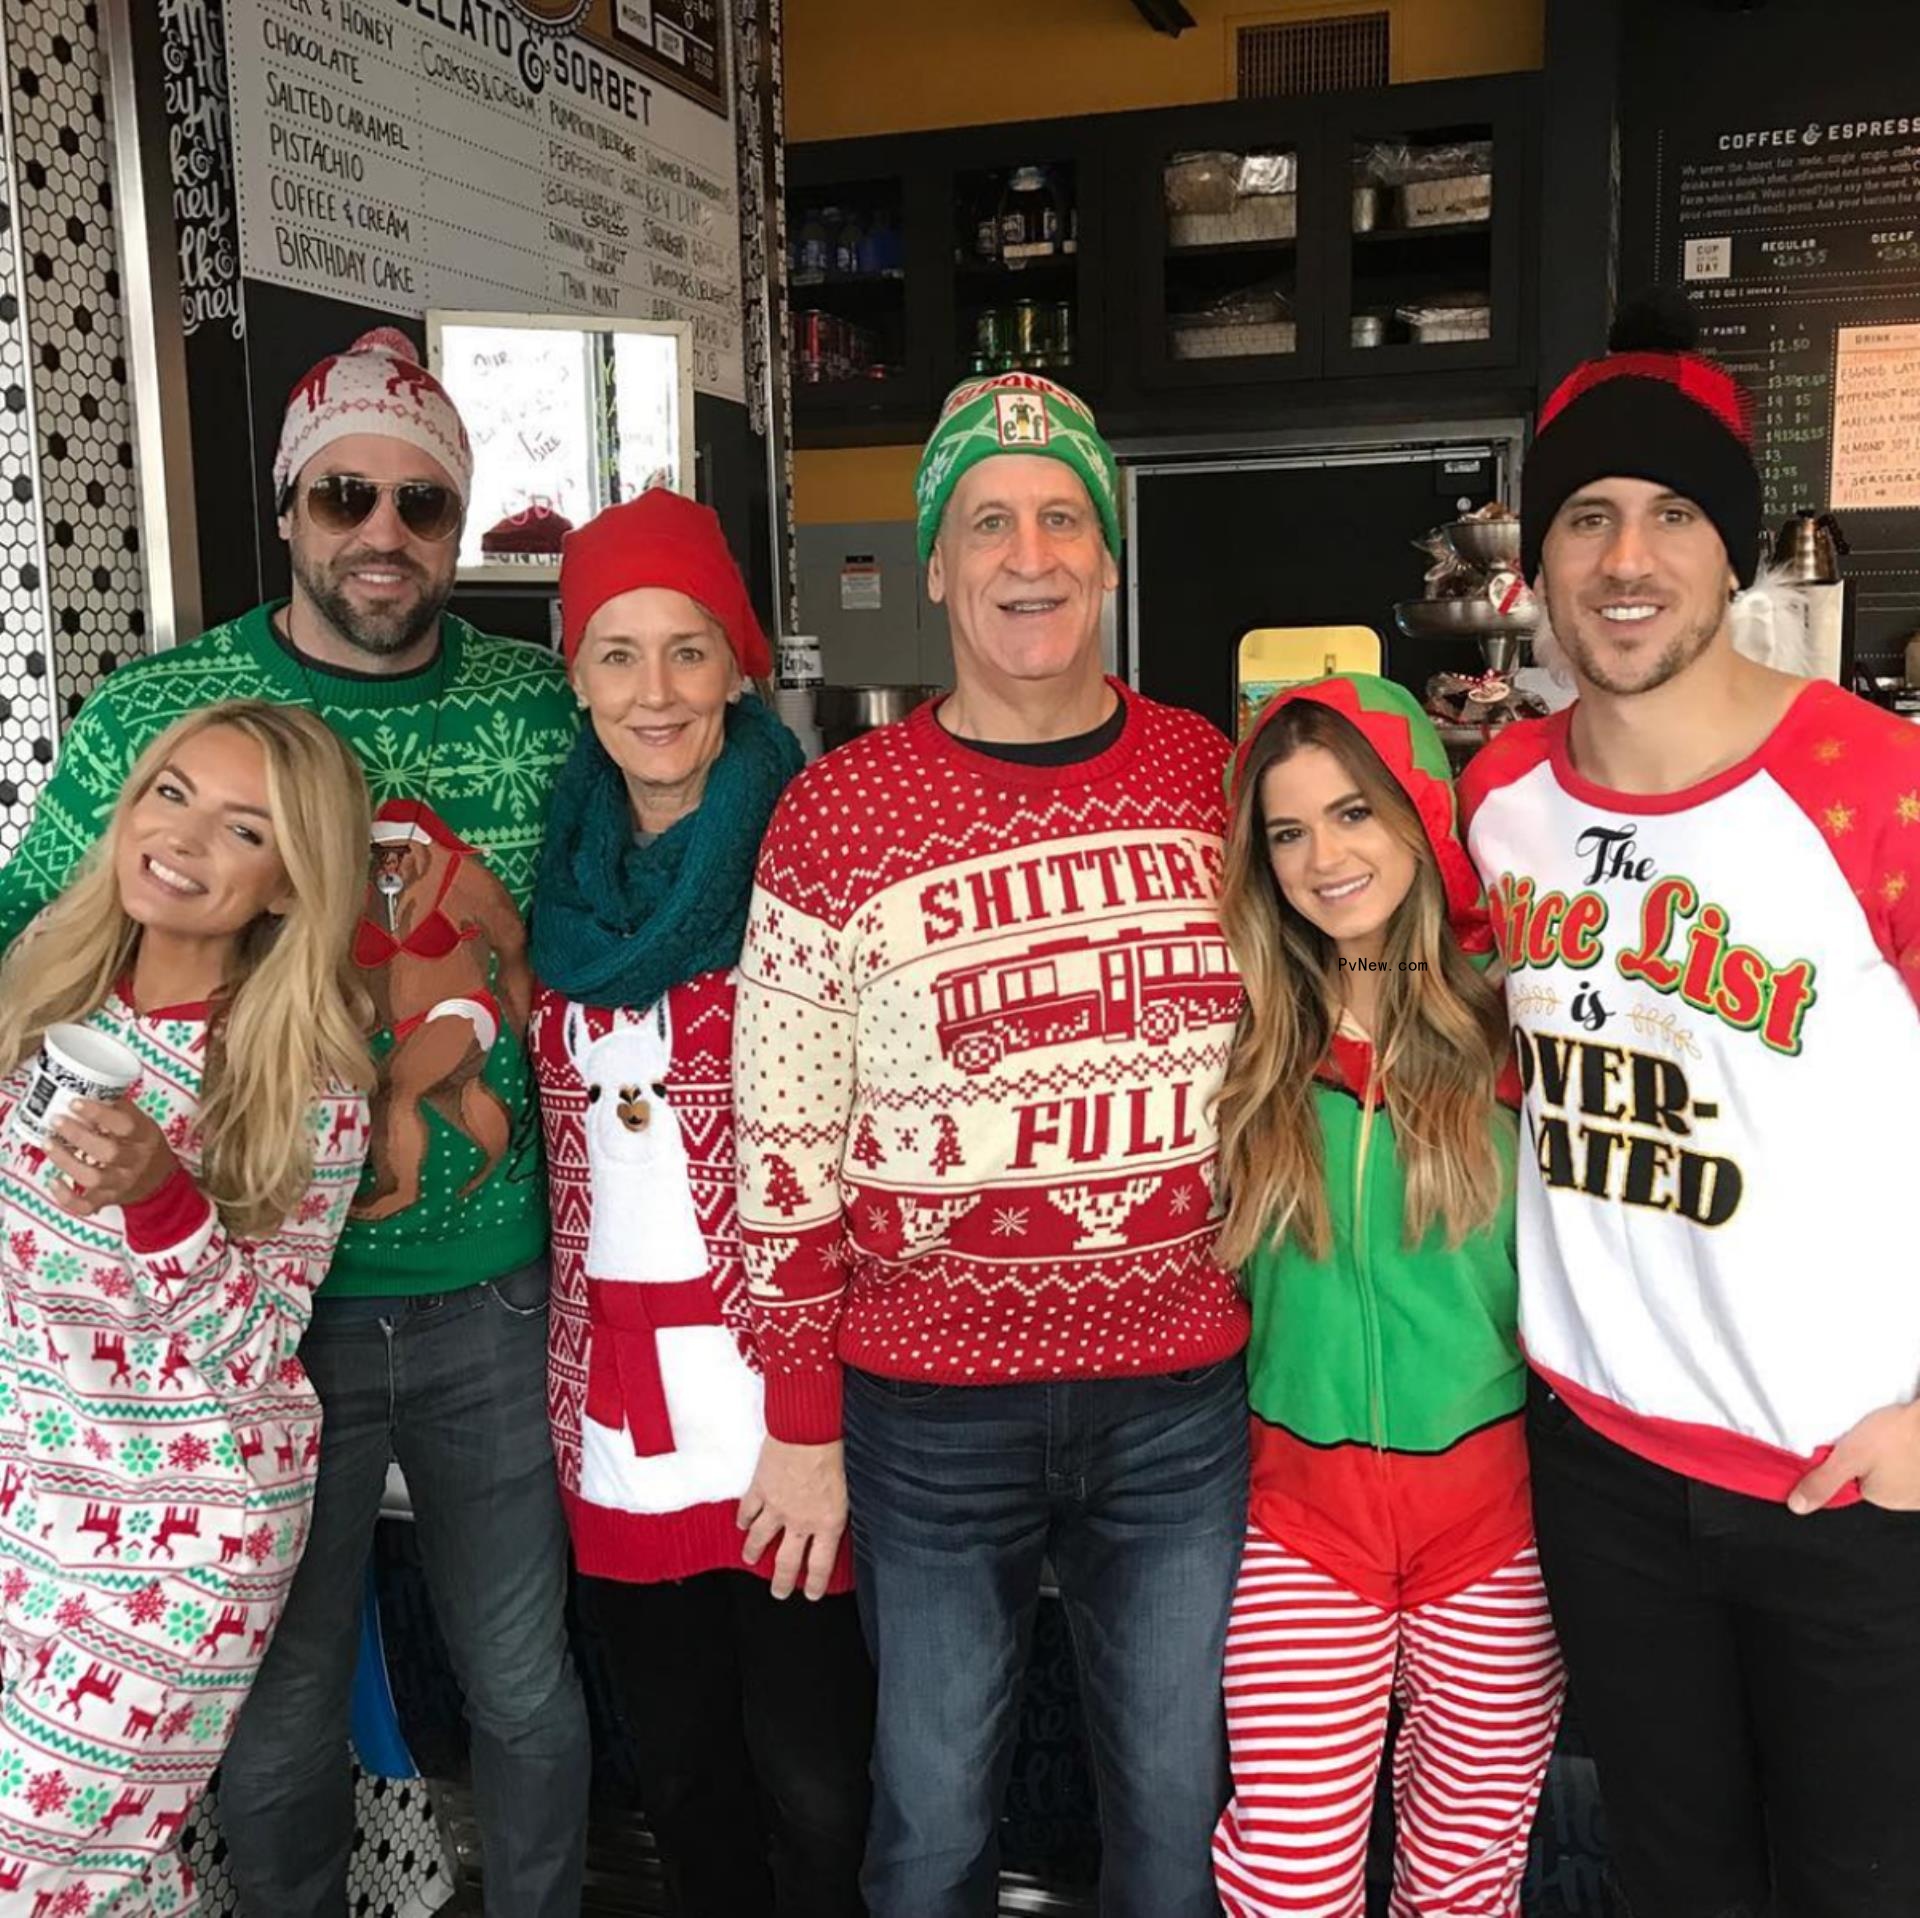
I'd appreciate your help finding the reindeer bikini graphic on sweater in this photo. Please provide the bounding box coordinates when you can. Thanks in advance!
[353,799,533,1223]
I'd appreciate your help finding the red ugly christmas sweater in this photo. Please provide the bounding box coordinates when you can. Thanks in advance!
[734,684,1251,1444]
[533,972,852,1590]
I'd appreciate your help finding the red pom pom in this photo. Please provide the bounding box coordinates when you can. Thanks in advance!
[349,325,423,365]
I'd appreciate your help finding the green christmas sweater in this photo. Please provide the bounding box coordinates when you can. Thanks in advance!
[1226,675,1532,1612]
[0,601,578,1296]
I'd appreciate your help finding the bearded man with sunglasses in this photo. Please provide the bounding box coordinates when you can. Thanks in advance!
[0,327,589,1918]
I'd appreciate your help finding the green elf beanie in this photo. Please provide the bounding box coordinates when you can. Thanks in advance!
[913,373,1123,563]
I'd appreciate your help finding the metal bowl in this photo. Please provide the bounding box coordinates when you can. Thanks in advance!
[1444,517,1523,568]
[1392,597,1536,642]
[813,682,938,751]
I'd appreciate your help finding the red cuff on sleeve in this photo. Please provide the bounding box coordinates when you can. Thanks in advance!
[764,1364,845,1446]
[121,1165,214,1254]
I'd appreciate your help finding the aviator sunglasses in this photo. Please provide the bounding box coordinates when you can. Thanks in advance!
[300,473,462,542]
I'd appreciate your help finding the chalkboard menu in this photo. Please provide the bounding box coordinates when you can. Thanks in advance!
[1623,0,1920,673]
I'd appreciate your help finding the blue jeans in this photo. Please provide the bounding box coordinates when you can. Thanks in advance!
[843,1360,1249,1918]
[220,1262,589,1918]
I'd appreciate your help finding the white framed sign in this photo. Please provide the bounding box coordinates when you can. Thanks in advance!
[428,310,695,584]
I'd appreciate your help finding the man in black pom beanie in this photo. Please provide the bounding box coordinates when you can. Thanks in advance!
[1460,291,1920,1918]
[1518,283,1764,604]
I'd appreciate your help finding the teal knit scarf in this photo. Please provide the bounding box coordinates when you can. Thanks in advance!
[531,693,804,1010]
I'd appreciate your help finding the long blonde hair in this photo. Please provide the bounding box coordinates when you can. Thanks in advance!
[1213,701,1507,1267]
[0,702,376,1238]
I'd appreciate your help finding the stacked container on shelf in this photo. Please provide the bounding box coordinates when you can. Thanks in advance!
[788,191,906,387]
[957,164,1078,380]
[1160,149,1299,362]
[1350,138,1494,349]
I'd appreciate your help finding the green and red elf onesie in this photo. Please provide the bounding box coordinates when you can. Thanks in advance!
[1212,676,1563,1918]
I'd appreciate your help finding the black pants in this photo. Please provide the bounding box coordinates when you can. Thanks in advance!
[1528,1374,1920,1918]
[583,1569,876,1918]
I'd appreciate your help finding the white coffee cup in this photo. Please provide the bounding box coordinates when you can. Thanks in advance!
[9,1022,142,1147]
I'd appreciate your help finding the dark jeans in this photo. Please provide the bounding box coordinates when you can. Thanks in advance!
[583,1569,874,1918]
[220,1262,590,1918]
[1528,1373,1920,1918]
[843,1359,1248,1918]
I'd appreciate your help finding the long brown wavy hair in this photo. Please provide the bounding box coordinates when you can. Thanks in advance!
[0,702,376,1238]
[1213,699,1507,1267]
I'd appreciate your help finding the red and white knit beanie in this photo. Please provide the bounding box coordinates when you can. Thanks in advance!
[273,327,473,501]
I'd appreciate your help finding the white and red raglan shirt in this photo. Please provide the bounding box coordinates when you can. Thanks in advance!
[733,685,1251,1445]
[1460,680,1920,1505]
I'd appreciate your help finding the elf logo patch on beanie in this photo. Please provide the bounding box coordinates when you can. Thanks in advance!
[914,371,1123,563]
[943,371,1097,424]
[996,392,1050,448]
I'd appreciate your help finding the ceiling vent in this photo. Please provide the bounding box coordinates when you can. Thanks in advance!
[1237,12,1389,97]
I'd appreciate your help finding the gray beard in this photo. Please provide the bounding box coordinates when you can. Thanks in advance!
[291,549,447,659]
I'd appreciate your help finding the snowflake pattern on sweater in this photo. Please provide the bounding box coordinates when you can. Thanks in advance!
[734,688,1252,1444]
[0,994,366,1914]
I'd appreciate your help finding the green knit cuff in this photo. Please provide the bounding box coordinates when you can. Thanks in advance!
[913,374,1122,562]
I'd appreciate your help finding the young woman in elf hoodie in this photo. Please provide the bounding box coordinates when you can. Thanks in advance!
[1208,676,1564,1918]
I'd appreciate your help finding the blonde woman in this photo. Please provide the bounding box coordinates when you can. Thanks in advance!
[1208,676,1563,1918]
[0,700,373,1915]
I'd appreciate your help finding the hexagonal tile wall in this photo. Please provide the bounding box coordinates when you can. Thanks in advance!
[1,0,143,856]
[0,148,56,858]
[184,1772,459,1918]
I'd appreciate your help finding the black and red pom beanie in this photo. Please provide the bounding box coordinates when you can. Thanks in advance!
[1521,287,1761,588]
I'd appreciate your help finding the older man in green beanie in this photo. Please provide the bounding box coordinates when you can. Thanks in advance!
[731,372,1252,1917]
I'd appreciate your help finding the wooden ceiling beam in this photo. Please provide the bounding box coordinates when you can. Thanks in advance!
[1129,0,1197,35]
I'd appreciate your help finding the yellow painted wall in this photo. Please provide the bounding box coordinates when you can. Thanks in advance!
[787,0,1542,145]
[788,0,1545,523]
[793,446,924,526]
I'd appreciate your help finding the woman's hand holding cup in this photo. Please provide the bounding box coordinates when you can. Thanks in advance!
[4,1023,167,1215]
[45,1099,179,1217]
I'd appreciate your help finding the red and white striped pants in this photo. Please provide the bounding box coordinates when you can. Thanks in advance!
[1212,1531,1564,1918]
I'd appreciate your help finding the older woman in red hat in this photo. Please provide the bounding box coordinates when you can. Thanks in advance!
[529,488,873,1917]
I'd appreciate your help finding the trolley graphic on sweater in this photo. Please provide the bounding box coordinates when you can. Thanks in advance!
[932,920,1238,1074]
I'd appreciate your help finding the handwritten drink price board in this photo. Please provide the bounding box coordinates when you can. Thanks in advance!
[224,0,745,401]
[1831,323,1920,509]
